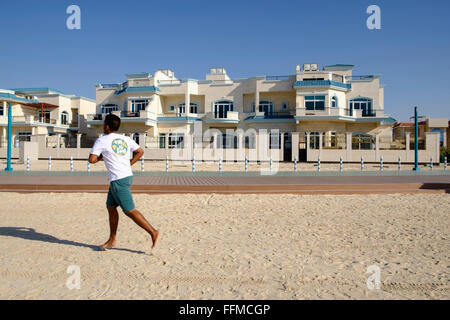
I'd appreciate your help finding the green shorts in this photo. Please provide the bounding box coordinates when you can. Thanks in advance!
[106,176,135,213]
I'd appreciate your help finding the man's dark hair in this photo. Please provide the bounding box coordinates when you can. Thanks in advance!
[104,113,121,131]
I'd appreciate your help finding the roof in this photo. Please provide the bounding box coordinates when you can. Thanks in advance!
[114,86,160,95]
[11,87,64,95]
[0,92,40,104]
[323,64,355,71]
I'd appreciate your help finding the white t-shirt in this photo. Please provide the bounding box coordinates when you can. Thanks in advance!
[90,133,141,182]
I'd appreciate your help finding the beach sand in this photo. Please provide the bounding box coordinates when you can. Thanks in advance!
[0,192,448,299]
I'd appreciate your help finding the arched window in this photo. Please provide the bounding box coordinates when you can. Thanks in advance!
[349,98,373,116]
[252,100,274,115]
[331,96,338,108]
[352,133,374,150]
[214,100,233,119]
[101,103,119,114]
[61,111,69,125]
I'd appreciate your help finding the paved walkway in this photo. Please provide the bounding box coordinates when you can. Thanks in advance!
[0,174,449,194]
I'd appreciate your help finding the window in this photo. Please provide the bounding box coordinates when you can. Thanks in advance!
[178,102,198,114]
[217,133,238,149]
[159,133,166,148]
[17,132,32,142]
[281,102,289,111]
[101,104,119,114]
[130,99,148,112]
[305,96,325,111]
[352,133,373,150]
[168,133,184,149]
[269,132,281,149]
[61,111,69,125]
[36,110,51,123]
[214,100,233,119]
[168,105,175,112]
[0,104,3,116]
[308,132,325,149]
[331,96,338,108]
[252,100,274,115]
[244,134,256,149]
[330,132,337,148]
[349,98,373,116]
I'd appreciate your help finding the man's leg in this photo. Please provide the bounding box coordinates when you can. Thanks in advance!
[99,205,119,250]
[124,209,160,249]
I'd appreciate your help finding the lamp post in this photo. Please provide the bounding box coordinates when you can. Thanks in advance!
[410,107,425,172]
[5,102,13,172]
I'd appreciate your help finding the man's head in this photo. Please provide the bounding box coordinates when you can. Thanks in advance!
[104,113,121,134]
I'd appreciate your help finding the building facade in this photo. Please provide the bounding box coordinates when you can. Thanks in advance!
[0,88,96,148]
[87,64,397,162]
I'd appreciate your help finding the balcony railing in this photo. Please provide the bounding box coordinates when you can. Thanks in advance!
[345,75,375,81]
[296,107,385,118]
[265,75,293,81]
[252,111,294,119]
[293,80,352,90]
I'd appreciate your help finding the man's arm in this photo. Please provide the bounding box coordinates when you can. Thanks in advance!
[89,154,103,164]
[130,148,144,166]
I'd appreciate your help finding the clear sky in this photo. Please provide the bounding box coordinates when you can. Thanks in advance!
[0,0,449,121]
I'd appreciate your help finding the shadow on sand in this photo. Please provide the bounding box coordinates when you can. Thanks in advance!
[0,227,146,255]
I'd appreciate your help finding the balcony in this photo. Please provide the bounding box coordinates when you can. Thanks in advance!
[244,111,295,123]
[205,111,239,125]
[295,107,388,121]
[157,113,204,124]
[87,111,157,125]
[293,80,352,91]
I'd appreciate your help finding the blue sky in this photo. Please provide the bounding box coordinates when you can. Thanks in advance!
[0,0,449,121]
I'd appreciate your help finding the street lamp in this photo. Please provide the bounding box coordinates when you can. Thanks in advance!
[410,106,426,172]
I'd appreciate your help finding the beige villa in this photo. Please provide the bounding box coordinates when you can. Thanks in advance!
[88,64,425,162]
[0,88,96,149]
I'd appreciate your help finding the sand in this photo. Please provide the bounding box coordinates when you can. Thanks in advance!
[0,192,449,299]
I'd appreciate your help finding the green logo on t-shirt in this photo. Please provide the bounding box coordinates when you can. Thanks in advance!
[111,138,128,156]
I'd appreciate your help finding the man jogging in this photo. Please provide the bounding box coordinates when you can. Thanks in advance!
[89,114,160,251]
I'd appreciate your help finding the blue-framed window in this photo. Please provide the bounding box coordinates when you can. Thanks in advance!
[101,104,119,114]
[178,102,198,114]
[305,96,325,111]
[214,100,233,119]
[350,98,373,116]
[0,104,3,116]
[130,99,148,112]
[252,100,274,115]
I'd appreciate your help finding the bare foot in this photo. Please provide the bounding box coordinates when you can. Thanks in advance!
[99,239,116,251]
[151,230,161,249]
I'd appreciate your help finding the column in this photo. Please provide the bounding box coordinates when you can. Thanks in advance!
[237,131,244,161]
[185,90,190,117]
[1,127,6,148]
[254,88,260,113]
[139,133,146,149]
[291,132,299,162]
[375,133,380,161]
[318,132,323,157]
[346,132,352,161]
[76,133,82,149]
[306,132,311,151]
[443,130,447,148]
